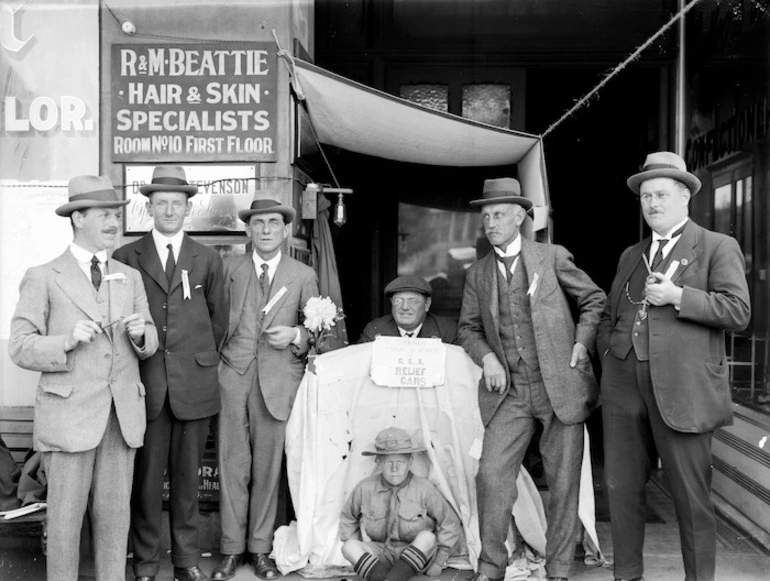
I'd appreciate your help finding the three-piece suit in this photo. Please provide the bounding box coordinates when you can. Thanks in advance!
[218,252,319,556]
[9,248,158,581]
[597,218,750,581]
[113,233,228,576]
[358,312,457,343]
[458,238,605,579]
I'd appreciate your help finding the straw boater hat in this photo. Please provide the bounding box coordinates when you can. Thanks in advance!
[469,177,533,212]
[238,198,296,224]
[139,165,198,197]
[55,175,129,217]
[362,427,426,456]
[384,275,432,298]
[627,151,702,195]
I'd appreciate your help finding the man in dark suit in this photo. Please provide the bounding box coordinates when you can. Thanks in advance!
[10,175,158,581]
[597,152,751,581]
[358,275,457,343]
[212,198,319,581]
[457,178,605,581]
[113,166,228,581]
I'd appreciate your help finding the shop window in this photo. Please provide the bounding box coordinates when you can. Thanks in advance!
[712,163,753,279]
[400,85,449,113]
[462,84,511,128]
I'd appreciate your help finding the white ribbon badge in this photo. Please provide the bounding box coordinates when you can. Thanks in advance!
[527,272,539,296]
[102,273,127,283]
[181,270,191,300]
[262,286,287,315]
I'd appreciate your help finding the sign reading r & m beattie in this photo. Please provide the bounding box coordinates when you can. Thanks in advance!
[111,43,277,162]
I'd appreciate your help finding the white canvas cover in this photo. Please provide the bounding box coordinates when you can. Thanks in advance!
[274,343,602,576]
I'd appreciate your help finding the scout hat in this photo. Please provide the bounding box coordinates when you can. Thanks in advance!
[469,177,533,212]
[238,198,296,224]
[55,175,129,217]
[362,427,426,456]
[384,275,432,297]
[139,165,198,197]
[627,151,702,195]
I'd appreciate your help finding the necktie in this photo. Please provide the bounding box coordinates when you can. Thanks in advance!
[650,223,687,271]
[165,243,176,284]
[90,256,102,291]
[259,263,270,295]
[496,253,518,282]
[404,332,414,338]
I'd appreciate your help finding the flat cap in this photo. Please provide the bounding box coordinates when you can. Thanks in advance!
[384,275,431,297]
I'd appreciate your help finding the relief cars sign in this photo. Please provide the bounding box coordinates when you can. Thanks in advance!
[111,43,277,162]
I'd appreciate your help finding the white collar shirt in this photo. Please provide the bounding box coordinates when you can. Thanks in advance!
[398,323,423,338]
[151,229,185,268]
[252,250,281,284]
[650,217,689,262]
[69,243,108,281]
[493,234,522,277]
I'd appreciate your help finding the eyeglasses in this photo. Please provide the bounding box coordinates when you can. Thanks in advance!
[381,459,408,469]
[639,192,671,203]
[391,297,424,308]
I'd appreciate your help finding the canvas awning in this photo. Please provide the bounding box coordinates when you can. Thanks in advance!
[289,59,550,232]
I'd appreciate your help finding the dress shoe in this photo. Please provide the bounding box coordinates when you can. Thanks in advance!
[548,578,568,581]
[174,566,210,581]
[211,555,242,581]
[135,577,155,581]
[253,553,280,580]
[615,578,644,581]
[469,573,502,581]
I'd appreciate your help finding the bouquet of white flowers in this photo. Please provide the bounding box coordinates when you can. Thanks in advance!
[303,296,345,354]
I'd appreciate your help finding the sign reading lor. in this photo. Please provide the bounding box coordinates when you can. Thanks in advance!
[371,337,446,388]
[111,43,277,162]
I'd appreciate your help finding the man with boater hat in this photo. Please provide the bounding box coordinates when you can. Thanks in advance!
[339,427,461,581]
[457,177,605,581]
[359,275,457,343]
[113,166,228,581]
[9,175,158,581]
[212,197,319,580]
[597,152,750,581]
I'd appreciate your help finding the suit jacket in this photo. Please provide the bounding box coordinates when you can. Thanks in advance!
[458,239,606,427]
[112,233,228,421]
[597,219,750,433]
[221,252,319,421]
[358,313,458,344]
[9,250,159,452]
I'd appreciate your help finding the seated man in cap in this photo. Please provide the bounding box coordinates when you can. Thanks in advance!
[339,427,461,581]
[358,275,457,343]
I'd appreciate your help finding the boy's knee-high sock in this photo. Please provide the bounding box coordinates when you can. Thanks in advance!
[354,553,390,581]
[385,545,428,581]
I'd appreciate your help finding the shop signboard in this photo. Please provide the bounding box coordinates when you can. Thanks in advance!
[111,42,277,162]
[124,164,257,232]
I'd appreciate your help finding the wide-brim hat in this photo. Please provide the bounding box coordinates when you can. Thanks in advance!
[238,198,296,224]
[470,177,533,212]
[55,175,129,217]
[139,165,198,197]
[362,427,426,456]
[384,275,432,297]
[627,151,701,195]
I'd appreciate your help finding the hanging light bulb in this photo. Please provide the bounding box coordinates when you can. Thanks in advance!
[333,193,347,227]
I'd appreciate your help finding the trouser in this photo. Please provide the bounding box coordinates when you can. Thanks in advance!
[218,360,286,555]
[43,405,135,581]
[602,353,716,581]
[476,363,583,579]
[131,397,211,576]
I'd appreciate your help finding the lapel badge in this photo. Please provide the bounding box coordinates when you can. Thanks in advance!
[680,258,688,266]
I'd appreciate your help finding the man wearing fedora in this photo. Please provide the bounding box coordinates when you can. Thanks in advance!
[457,177,605,581]
[359,275,457,343]
[339,427,461,581]
[597,152,750,581]
[212,198,319,581]
[9,175,159,581]
[112,166,228,581]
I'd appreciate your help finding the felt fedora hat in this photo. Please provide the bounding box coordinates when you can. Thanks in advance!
[362,427,426,456]
[139,165,198,196]
[384,275,432,297]
[238,198,296,224]
[470,177,533,211]
[55,175,129,217]
[627,151,702,195]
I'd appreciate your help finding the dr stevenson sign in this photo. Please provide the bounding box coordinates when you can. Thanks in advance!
[111,43,277,162]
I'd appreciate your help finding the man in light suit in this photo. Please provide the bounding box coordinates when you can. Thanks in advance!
[597,152,751,581]
[212,199,319,581]
[457,178,605,581]
[359,275,457,343]
[9,175,159,581]
[113,166,228,581]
